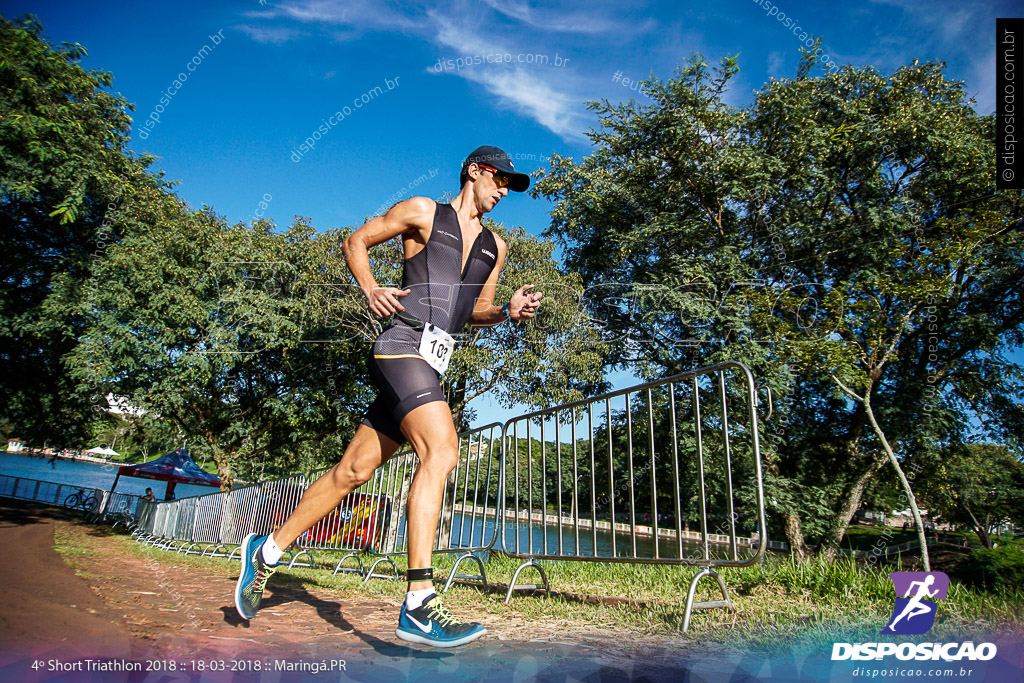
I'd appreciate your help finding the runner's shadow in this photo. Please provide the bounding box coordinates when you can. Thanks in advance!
[222,582,454,660]
[221,583,354,631]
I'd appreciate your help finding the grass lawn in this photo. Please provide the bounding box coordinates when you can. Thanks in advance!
[63,518,1024,650]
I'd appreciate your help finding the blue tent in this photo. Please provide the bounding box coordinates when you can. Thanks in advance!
[106,448,221,506]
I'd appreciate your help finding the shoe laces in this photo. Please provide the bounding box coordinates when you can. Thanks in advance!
[253,559,276,592]
[425,597,461,628]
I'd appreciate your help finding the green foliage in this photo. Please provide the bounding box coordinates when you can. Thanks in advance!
[731,555,893,603]
[66,187,371,486]
[0,14,155,446]
[532,48,1023,557]
[3,17,606,480]
[952,546,1024,592]
[912,444,1024,547]
[451,221,610,426]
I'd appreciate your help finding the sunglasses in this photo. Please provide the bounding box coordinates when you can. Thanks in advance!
[476,164,510,189]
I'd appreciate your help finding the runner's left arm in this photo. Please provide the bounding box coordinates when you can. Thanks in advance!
[468,235,543,327]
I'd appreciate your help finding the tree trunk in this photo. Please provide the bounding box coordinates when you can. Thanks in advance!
[817,451,887,561]
[862,394,930,571]
[963,504,992,548]
[764,452,812,560]
[213,449,234,492]
[815,408,869,560]
[783,512,810,560]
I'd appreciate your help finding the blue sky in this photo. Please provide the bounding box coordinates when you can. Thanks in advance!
[5,0,1007,236]
[3,0,1016,425]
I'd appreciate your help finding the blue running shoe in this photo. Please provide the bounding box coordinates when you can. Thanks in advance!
[395,594,486,648]
[234,533,277,620]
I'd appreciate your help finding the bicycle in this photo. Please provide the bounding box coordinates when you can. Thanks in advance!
[64,490,99,512]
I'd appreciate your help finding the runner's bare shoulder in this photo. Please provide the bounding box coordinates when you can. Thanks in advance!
[384,196,436,237]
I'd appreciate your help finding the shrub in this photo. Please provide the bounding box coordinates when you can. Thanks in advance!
[951,546,1024,592]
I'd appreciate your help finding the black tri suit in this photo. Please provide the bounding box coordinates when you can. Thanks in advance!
[361,202,500,444]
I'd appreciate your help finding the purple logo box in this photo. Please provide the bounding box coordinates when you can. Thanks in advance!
[882,571,949,635]
[890,571,949,600]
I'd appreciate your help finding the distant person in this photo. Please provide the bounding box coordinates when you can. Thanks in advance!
[142,488,156,502]
[165,482,177,501]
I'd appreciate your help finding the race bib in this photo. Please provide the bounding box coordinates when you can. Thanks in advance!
[418,323,455,374]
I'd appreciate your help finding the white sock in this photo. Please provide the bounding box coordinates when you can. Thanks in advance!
[405,587,436,611]
[261,535,284,565]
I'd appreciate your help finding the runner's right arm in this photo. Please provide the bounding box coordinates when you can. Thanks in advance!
[342,197,436,317]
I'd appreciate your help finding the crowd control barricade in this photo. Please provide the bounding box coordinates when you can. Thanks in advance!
[364,423,504,590]
[0,474,104,513]
[498,361,766,631]
[130,422,504,586]
[99,492,144,528]
[279,421,504,585]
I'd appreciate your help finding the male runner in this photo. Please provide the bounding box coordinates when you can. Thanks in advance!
[234,146,542,648]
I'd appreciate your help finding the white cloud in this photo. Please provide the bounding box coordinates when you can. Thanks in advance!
[432,12,492,54]
[840,1,996,114]
[968,49,995,115]
[479,0,627,35]
[937,9,974,42]
[277,0,417,29]
[466,67,583,138]
[428,13,589,138]
[235,24,304,44]
[242,0,419,37]
[235,0,612,138]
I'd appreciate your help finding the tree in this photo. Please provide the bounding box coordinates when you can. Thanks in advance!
[68,184,371,488]
[451,220,609,427]
[0,14,153,446]
[532,49,1024,563]
[914,444,1024,548]
[69,176,611,488]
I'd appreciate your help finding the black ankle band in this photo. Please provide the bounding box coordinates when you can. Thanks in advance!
[407,567,433,582]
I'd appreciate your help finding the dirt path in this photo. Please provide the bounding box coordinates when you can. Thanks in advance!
[0,500,726,682]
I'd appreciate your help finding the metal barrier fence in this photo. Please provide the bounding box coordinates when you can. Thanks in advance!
[125,361,765,631]
[105,491,145,522]
[0,474,104,513]
[498,361,766,630]
[132,422,505,583]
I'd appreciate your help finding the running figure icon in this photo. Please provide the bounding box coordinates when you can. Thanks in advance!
[882,571,949,635]
[886,575,938,631]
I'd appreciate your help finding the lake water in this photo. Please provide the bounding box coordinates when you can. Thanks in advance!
[2,452,762,561]
[0,452,221,500]
[444,513,756,561]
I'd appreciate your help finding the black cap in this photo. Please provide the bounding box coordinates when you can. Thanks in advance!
[461,145,530,192]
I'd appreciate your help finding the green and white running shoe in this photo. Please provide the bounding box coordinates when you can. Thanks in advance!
[395,593,486,648]
[234,533,277,620]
